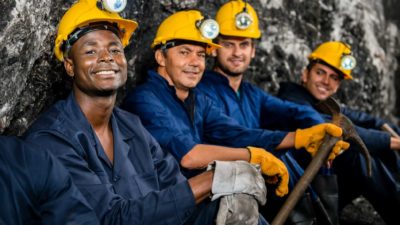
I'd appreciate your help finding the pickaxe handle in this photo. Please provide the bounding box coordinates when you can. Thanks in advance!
[271,135,339,225]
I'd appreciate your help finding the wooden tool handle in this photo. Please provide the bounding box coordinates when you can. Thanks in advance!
[271,135,339,225]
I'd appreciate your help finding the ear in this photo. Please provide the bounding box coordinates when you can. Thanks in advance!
[64,57,75,78]
[301,68,309,83]
[211,49,217,57]
[251,45,256,59]
[155,50,166,67]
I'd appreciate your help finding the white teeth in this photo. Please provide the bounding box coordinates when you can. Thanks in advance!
[317,86,328,92]
[95,70,115,75]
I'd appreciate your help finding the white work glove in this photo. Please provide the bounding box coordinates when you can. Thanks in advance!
[208,160,267,205]
[216,194,260,225]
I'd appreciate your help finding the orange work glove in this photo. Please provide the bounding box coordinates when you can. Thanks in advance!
[247,146,289,197]
[295,123,350,160]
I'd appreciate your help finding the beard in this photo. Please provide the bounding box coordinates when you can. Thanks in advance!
[215,61,245,77]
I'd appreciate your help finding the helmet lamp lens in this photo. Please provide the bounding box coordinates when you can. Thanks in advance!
[199,19,219,40]
[341,55,356,70]
[235,12,253,30]
[102,0,127,13]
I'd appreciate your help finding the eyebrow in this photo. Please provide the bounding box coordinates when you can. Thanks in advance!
[180,45,206,54]
[81,40,122,47]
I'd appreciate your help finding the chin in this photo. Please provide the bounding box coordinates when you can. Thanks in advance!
[316,95,329,101]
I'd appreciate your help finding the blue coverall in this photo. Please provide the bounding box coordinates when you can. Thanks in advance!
[277,81,400,225]
[121,70,326,225]
[24,92,215,225]
[0,136,99,225]
[197,71,341,224]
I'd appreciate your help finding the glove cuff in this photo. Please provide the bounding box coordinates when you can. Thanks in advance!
[294,128,305,149]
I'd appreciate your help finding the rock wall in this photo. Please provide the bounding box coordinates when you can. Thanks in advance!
[1,0,399,137]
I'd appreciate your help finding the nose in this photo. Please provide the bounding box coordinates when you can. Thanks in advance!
[98,49,114,62]
[188,54,203,67]
[232,45,241,56]
[321,74,330,84]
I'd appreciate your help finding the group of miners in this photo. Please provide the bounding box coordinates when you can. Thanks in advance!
[1,0,399,225]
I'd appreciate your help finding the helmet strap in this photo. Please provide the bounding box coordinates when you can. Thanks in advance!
[61,22,121,57]
[157,39,208,52]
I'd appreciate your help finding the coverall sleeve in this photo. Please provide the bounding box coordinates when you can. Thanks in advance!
[258,91,325,130]
[320,113,392,157]
[123,91,198,162]
[201,96,288,151]
[25,132,196,225]
[342,107,400,134]
[28,148,100,225]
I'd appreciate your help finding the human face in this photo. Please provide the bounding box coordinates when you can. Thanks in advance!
[302,63,342,101]
[214,36,255,77]
[64,30,127,97]
[156,44,206,91]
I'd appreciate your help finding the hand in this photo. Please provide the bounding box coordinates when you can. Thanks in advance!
[247,146,289,197]
[209,160,267,204]
[216,194,260,225]
[328,140,350,161]
[295,123,349,160]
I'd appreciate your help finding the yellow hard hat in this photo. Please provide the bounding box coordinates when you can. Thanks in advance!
[308,41,356,80]
[54,0,138,61]
[151,10,221,54]
[216,0,261,39]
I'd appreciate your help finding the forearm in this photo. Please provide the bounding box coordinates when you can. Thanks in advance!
[390,137,400,151]
[188,170,214,204]
[180,144,250,169]
[275,132,295,150]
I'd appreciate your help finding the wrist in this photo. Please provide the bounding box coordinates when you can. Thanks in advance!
[246,147,252,162]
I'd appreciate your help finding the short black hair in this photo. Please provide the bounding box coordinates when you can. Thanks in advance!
[306,59,345,80]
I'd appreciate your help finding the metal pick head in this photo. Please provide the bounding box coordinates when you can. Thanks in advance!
[235,11,253,30]
[340,55,357,70]
[199,19,219,40]
[102,0,127,13]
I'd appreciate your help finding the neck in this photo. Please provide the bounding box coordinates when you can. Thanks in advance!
[74,91,115,130]
[214,67,243,92]
[157,67,190,101]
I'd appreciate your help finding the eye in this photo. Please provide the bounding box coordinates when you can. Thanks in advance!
[240,41,250,48]
[220,42,232,48]
[85,50,96,55]
[316,69,324,75]
[180,50,190,56]
[110,48,123,54]
[330,75,339,81]
[198,52,206,58]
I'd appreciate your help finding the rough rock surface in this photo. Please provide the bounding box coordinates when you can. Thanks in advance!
[0,0,398,224]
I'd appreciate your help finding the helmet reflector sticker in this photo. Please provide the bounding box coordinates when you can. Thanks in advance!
[198,19,220,40]
[341,55,357,70]
[235,11,253,30]
[102,0,127,13]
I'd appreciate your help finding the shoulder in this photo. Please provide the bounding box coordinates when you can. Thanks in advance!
[25,100,68,136]
[0,136,61,176]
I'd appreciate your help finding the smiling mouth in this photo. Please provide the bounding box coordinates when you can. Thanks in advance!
[95,70,117,75]
[229,59,244,66]
[183,70,200,75]
[316,85,330,92]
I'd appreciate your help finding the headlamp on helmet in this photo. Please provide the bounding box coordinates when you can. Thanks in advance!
[99,0,127,13]
[196,18,220,40]
[308,41,355,80]
[340,54,357,70]
[235,2,253,30]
